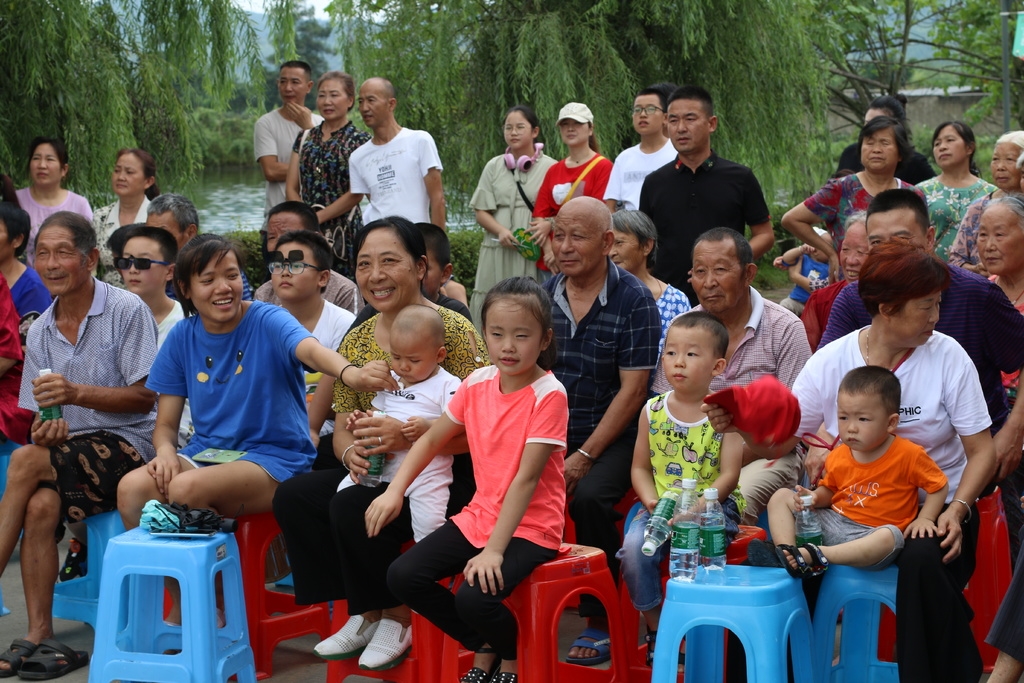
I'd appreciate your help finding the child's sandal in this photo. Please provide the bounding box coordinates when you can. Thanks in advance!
[644,630,657,667]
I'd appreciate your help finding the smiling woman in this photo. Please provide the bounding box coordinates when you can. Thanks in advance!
[92,149,161,284]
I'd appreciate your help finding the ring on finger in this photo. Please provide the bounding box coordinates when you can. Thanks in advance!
[378,436,383,446]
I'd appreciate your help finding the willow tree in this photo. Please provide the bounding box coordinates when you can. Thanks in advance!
[331,0,833,212]
[0,0,264,199]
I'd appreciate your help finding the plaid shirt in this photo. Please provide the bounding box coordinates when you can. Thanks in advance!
[20,279,158,460]
[545,260,660,445]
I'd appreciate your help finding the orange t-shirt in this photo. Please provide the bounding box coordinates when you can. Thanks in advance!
[819,436,947,531]
[445,366,568,550]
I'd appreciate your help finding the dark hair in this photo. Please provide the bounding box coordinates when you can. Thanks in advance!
[692,227,754,267]
[280,60,313,78]
[267,201,319,233]
[858,239,949,317]
[867,94,908,123]
[0,203,31,258]
[1,175,18,206]
[116,148,161,200]
[354,216,427,270]
[481,276,558,371]
[611,210,658,270]
[637,82,677,112]
[36,211,96,255]
[866,188,931,236]
[148,193,199,234]
[669,310,729,358]
[26,137,68,174]
[839,366,901,416]
[416,222,451,269]
[173,234,245,317]
[505,105,540,131]
[668,85,715,117]
[317,71,357,112]
[858,116,913,167]
[931,121,980,176]
[118,224,179,263]
[274,228,333,272]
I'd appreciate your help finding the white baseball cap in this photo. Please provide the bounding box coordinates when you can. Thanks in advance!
[557,102,594,124]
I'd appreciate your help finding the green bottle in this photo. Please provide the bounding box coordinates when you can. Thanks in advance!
[38,369,62,421]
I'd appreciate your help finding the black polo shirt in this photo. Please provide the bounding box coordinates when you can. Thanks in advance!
[639,152,770,301]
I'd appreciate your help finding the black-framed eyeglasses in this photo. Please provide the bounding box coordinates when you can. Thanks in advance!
[631,105,664,116]
[268,261,323,275]
[115,256,171,270]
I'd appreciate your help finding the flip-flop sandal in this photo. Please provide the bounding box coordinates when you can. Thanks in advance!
[15,639,89,680]
[775,543,827,579]
[801,542,830,574]
[0,640,37,678]
[746,539,784,568]
[566,627,611,666]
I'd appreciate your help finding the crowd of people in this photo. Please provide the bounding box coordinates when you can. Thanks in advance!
[3,61,1024,683]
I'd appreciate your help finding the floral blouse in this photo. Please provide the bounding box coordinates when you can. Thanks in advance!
[293,121,371,269]
[917,178,995,261]
[803,174,923,251]
[948,194,996,268]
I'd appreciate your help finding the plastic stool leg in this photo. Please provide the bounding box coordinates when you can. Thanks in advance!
[0,584,8,617]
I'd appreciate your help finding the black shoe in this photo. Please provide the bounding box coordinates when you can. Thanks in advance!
[58,539,86,582]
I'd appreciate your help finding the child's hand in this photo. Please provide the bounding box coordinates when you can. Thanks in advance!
[464,549,505,595]
[644,498,659,513]
[794,485,814,509]
[905,516,939,539]
[365,489,403,537]
[772,256,788,270]
[401,416,431,442]
[346,410,370,432]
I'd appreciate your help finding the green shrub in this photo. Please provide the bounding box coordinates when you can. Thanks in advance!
[224,230,267,290]
[449,227,484,286]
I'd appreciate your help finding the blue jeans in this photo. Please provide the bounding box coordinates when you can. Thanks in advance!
[617,508,668,612]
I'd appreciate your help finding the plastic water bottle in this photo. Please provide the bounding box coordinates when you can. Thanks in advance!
[359,410,386,487]
[795,493,823,546]
[38,369,62,421]
[699,488,727,572]
[641,488,680,555]
[669,479,700,582]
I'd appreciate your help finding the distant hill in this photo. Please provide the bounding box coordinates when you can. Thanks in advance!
[247,11,345,70]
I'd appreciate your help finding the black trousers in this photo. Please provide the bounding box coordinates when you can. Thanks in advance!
[388,520,556,661]
[568,431,634,619]
[986,523,1024,662]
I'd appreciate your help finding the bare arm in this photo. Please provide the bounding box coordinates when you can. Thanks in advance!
[993,388,1024,481]
[631,411,659,511]
[788,261,812,290]
[476,209,517,249]
[748,220,775,261]
[147,393,187,496]
[781,204,839,279]
[294,337,398,393]
[257,156,290,183]
[33,374,155,414]
[425,168,446,229]
[936,429,997,563]
[709,431,743,502]
[285,152,302,202]
[315,192,364,225]
[605,199,619,214]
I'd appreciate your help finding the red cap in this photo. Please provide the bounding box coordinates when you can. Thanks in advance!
[705,375,801,445]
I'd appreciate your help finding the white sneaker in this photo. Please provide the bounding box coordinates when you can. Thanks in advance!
[313,615,379,660]
[358,618,412,670]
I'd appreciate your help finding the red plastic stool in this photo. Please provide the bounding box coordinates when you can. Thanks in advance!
[965,488,1012,672]
[440,544,629,683]
[234,512,331,679]
[325,603,446,682]
[618,523,766,682]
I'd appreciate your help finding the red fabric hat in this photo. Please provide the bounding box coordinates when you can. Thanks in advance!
[705,375,801,445]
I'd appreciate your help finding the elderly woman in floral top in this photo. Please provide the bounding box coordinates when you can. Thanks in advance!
[286,70,371,276]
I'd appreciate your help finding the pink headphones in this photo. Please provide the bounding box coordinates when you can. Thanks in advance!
[504,143,544,173]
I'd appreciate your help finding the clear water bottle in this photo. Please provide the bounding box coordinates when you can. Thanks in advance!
[641,488,680,555]
[669,479,700,582]
[359,410,386,487]
[699,488,727,571]
[795,493,823,546]
[38,369,62,421]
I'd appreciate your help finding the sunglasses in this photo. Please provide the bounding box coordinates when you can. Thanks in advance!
[115,256,171,270]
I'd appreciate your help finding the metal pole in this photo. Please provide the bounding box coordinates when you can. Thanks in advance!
[1003,0,1012,131]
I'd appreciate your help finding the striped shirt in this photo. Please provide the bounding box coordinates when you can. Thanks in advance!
[20,279,158,460]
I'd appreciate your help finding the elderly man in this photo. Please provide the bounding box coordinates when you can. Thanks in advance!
[0,212,157,676]
[801,211,869,351]
[254,201,360,314]
[543,196,660,665]
[146,193,252,301]
[691,227,811,523]
[348,78,445,228]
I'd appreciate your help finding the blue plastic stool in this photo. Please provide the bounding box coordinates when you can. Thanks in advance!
[87,527,256,683]
[653,565,815,683]
[811,564,899,683]
[52,511,126,628]
[0,437,19,500]
[0,584,8,617]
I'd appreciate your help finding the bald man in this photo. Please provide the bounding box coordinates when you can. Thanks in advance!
[542,196,660,664]
[349,77,446,228]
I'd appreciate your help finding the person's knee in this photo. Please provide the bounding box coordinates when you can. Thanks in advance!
[23,489,60,535]
[117,466,158,515]
[166,471,207,507]
[896,534,943,574]
[386,552,422,603]
[8,445,52,485]
[453,583,491,624]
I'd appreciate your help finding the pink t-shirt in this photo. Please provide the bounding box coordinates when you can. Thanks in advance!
[16,188,94,266]
[445,366,568,550]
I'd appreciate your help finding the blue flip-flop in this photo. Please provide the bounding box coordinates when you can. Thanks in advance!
[566,627,612,666]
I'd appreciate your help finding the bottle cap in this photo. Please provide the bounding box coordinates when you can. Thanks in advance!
[682,478,697,489]
[800,494,814,505]
[704,488,719,500]
[39,368,53,377]
[641,541,657,556]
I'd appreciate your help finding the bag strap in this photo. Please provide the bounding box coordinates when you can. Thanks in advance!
[565,155,605,202]
[514,179,535,213]
[297,127,313,204]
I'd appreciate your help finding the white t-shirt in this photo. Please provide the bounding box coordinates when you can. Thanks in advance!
[254,109,323,213]
[793,329,991,501]
[308,301,356,436]
[153,299,192,447]
[604,140,677,211]
[349,127,443,224]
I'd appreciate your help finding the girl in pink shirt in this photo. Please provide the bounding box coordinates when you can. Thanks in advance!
[367,277,568,683]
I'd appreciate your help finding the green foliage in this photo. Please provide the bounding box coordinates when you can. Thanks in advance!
[448,228,484,285]
[331,0,832,212]
[225,230,269,290]
[0,0,264,197]
[193,109,259,166]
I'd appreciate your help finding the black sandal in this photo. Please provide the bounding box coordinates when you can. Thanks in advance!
[490,673,518,683]
[0,640,37,678]
[459,647,499,683]
[644,630,657,667]
[775,543,828,579]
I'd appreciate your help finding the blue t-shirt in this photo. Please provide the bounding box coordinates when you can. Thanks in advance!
[147,301,316,481]
[10,267,51,342]
[788,253,830,304]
